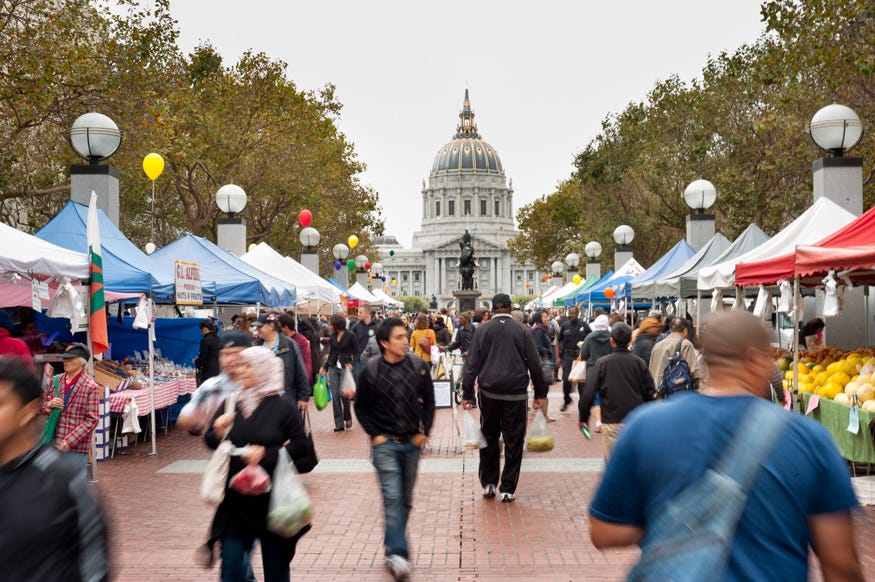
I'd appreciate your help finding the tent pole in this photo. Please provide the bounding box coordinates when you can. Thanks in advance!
[148,315,157,455]
[696,290,701,332]
[792,276,800,412]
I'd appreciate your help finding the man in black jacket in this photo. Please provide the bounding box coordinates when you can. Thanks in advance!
[355,317,435,582]
[254,312,310,412]
[194,318,220,386]
[579,322,655,461]
[462,293,549,503]
[558,307,592,412]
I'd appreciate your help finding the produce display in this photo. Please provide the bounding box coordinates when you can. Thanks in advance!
[776,348,875,411]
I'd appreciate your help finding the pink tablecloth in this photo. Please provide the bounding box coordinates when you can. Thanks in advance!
[109,376,196,414]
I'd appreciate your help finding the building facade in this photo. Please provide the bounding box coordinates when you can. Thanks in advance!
[376,91,543,307]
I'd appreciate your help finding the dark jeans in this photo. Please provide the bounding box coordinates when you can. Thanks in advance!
[477,394,528,495]
[561,354,578,405]
[371,439,422,559]
[220,532,296,582]
[327,366,352,430]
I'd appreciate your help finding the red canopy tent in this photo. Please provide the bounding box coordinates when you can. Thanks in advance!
[735,204,875,286]
[794,245,875,286]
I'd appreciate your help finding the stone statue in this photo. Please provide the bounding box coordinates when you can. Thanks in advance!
[429,294,438,309]
[459,230,477,290]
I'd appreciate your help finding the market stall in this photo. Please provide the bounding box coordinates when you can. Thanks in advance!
[634,233,731,299]
[623,239,696,303]
[241,242,342,307]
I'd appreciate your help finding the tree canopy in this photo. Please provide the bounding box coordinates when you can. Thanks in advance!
[511,0,874,270]
[0,0,382,269]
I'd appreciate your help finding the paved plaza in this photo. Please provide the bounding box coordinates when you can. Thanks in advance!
[97,384,875,581]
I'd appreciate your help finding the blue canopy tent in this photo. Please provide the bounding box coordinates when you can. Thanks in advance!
[35,201,186,300]
[622,239,696,301]
[152,234,295,305]
[570,270,614,305]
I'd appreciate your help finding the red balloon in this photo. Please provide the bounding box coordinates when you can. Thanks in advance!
[298,209,312,227]
[604,288,615,299]
[365,262,371,270]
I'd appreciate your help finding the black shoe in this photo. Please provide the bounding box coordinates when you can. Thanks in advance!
[560,403,569,412]
[345,420,353,429]
[334,427,345,432]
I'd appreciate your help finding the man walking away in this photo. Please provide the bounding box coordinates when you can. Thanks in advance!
[355,318,435,582]
[589,311,863,581]
[648,317,701,393]
[578,322,654,461]
[558,307,591,411]
[462,293,549,503]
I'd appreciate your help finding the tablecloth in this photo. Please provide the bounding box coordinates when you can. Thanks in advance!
[801,393,875,464]
[109,376,196,415]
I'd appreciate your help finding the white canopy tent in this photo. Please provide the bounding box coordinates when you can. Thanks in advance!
[541,281,579,308]
[697,197,856,291]
[348,282,383,305]
[241,242,342,304]
[371,288,404,309]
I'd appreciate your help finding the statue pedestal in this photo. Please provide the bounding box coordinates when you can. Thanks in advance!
[453,289,481,312]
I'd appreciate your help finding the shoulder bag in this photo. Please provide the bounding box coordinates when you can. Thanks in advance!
[41,376,61,446]
[292,410,319,474]
[199,393,238,505]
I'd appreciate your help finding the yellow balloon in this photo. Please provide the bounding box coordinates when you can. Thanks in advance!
[348,235,359,249]
[248,243,256,252]
[143,153,164,181]
[391,279,397,285]
[573,274,582,285]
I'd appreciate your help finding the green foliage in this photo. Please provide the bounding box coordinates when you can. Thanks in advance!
[511,295,536,309]
[512,0,875,268]
[395,295,428,314]
[0,0,383,266]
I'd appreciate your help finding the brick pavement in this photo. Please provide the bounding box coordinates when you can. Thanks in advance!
[95,383,875,581]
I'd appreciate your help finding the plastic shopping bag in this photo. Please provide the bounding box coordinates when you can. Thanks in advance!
[526,409,555,452]
[567,359,587,383]
[229,463,272,496]
[340,368,356,397]
[267,448,313,538]
[462,410,487,450]
[313,374,329,411]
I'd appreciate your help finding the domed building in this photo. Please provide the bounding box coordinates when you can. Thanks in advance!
[377,91,543,306]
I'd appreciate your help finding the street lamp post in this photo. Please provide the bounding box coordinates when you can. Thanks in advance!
[332,243,350,290]
[613,225,635,271]
[355,254,369,288]
[683,179,717,251]
[299,226,321,276]
[370,262,384,292]
[68,112,122,226]
[215,184,248,256]
[808,103,864,216]
[584,241,602,279]
[551,260,564,288]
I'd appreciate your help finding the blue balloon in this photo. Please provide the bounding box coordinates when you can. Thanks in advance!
[334,261,342,270]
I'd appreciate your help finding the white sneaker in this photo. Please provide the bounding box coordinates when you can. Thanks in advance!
[500,492,516,503]
[386,555,411,581]
[482,484,496,498]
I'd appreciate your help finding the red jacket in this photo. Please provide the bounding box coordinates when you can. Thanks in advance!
[0,328,33,370]
[43,372,101,453]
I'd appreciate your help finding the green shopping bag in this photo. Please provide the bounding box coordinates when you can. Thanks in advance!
[41,376,61,446]
[313,373,329,411]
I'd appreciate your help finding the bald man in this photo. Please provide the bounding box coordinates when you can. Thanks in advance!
[589,311,862,581]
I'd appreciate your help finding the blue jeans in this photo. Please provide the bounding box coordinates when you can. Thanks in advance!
[371,439,422,559]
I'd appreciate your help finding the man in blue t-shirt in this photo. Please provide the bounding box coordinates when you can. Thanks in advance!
[589,311,863,581]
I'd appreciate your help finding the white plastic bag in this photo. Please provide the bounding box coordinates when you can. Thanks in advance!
[430,345,441,367]
[341,367,356,397]
[199,393,237,505]
[267,448,313,538]
[526,409,555,452]
[462,410,487,450]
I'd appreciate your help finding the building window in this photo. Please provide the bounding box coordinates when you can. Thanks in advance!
[528,271,534,280]
[402,274,409,282]
[448,200,455,215]
[516,273,522,282]
[495,200,500,216]
[464,199,471,216]
[414,273,420,282]
[480,199,487,216]
[435,201,441,216]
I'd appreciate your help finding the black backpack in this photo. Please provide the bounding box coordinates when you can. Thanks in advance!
[658,339,695,398]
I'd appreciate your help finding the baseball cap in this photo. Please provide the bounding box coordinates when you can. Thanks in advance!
[219,331,253,350]
[492,293,512,309]
[254,312,280,326]
[61,343,90,360]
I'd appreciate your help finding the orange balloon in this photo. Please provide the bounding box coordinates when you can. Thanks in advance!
[604,288,615,299]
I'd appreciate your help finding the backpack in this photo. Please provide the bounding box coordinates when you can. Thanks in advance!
[628,399,790,581]
[658,339,695,398]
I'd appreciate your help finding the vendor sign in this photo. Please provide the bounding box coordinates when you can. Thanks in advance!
[174,260,203,305]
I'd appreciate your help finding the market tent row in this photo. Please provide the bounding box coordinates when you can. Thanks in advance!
[525,284,559,311]
[35,201,187,300]
[241,242,342,305]
[574,258,646,305]
[568,271,614,306]
[371,287,404,308]
[0,221,90,307]
[152,234,296,306]
[347,282,382,306]
[553,275,599,307]
[697,197,856,291]
[633,233,731,299]
[736,202,875,286]
[541,280,583,308]
[623,239,696,300]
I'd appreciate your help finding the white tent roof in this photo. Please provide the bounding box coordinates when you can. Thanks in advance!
[241,242,342,303]
[0,221,89,279]
[525,284,560,310]
[697,197,856,290]
[348,282,382,304]
[371,288,403,308]
[542,281,579,308]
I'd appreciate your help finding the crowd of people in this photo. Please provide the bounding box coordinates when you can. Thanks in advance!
[0,297,866,581]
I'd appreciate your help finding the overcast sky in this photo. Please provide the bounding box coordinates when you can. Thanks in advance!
[169,0,766,248]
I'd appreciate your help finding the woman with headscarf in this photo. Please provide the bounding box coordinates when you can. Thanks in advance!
[204,346,310,582]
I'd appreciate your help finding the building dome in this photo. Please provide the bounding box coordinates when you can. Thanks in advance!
[430,90,503,176]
